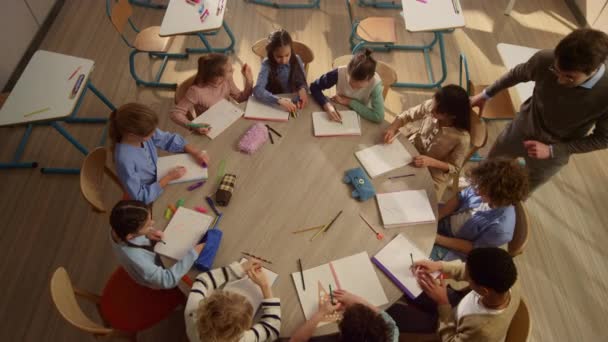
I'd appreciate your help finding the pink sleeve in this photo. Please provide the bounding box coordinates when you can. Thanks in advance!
[229,76,253,103]
[170,87,198,127]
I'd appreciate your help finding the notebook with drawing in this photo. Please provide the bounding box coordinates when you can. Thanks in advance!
[355,142,413,178]
[372,234,440,299]
[244,96,289,122]
[291,252,388,326]
[191,99,243,139]
[154,207,213,260]
[224,258,279,312]
[156,154,208,185]
[312,111,361,137]
[376,190,436,228]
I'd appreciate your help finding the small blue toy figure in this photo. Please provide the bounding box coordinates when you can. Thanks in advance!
[344,167,376,201]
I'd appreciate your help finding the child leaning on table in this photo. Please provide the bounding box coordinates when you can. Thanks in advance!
[110,103,209,204]
[184,259,281,342]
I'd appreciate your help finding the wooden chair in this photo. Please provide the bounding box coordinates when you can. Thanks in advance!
[174,75,196,105]
[80,147,124,212]
[506,298,532,342]
[105,0,187,88]
[332,55,398,100]
[251,38,315,75]
[469,81,516,120]
[509,201,530,257]
[450,109,488,192]
[345,0,397,52]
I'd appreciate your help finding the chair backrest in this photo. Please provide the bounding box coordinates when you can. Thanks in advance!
[108,0,133,34]
[174,75,196,105]
[50,267,113,335]
[505,298,531,342]
[346,0,356,24]
[80,147,123,212]
[251,39,315,75]
[469,108,488,150]
[332,55,396,99]
[509,201,530,257]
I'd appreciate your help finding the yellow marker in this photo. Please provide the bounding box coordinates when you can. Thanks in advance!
[24,107,50,117]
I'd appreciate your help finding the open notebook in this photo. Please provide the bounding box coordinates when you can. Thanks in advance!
[372,234,440,299]
[192,99,243,139]
[156,154,208,184]
[355,142,413,178]
[224,258,279,312]
[312,111,361,137]
[376,190,436,228]
[291,252,388,326]
[154,207,213,260]
[244,96,290,122]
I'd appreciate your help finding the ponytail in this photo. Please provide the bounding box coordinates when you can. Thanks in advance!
[110,200,153,250]
[347,48,377,81]
[107,103,159,151]
[194,54,229,87]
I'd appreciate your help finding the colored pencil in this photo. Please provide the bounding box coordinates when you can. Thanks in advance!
[68,66,82,80]
[242,252,272,264]
[291,225,325,234]
[388,174,415,180]
[298,258,305,290]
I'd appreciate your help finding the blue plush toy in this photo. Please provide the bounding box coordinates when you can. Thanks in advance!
[344,167,376,201]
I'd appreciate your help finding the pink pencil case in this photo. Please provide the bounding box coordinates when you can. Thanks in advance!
[238,123,268,154]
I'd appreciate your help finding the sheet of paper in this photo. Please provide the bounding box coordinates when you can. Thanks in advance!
[291,262,337,325]
[224,258,279,312]
[355,142,413,178]
[312,111,361,137]
[376,190,436,227]
[244,96,290,122]
[156,154,208,184]
[192,99,243,139]
[372,234,438,298]
[154,207,213,260]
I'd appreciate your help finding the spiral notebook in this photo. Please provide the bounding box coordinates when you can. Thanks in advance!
[156,154,208,184]
[376,190,436,228]
[355,142,413,178]
[154,207,213,260]
[312,111,361,137]
[244,96,290,122]
[191,99,243,139]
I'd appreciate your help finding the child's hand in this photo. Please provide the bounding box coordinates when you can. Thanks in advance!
[417,272,449,305]
[411,260,442,275]
[412,155,433,168]
[192,150,209,166]
[333,289,363,308]
[247,268,269,288]
[318,298,342,315]
[331,94,351,106]
[169,166,187,180]
[241,63,253,83]
[278,98,298,112]
[194,243,205,254]
[241,258,262,272]
[323,103,342,122]
[146,228,164,242]
[195,126,211,135]
[297,88,308,109]
[383,128,399,144]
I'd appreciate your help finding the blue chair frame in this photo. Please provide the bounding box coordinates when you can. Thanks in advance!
[105,0,188,88]
[185,21,237,54]
[129,0,167,9]
[247,0,320,9]
[357,0,401,9]
[346,0,450,89]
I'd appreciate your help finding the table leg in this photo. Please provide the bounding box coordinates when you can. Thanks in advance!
[247,0,320,9]
[186,21,236,54]
[40,122,89,174]
[391,31,448,89]
[0,124,38,169]
[357,0,402,9]
[65,81,114,124]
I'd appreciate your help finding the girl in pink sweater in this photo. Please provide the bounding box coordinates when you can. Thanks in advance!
[170,54,253,135]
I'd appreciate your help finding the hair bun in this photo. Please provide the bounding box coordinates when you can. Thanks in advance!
[364,48,372,57]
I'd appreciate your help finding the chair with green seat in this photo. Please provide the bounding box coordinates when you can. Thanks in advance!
[105,0,188,89]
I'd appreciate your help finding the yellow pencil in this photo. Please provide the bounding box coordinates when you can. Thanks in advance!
[291,225,326,234]
[24,107,50,117]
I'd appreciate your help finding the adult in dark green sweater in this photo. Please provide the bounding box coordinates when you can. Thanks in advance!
[471,29,608,192]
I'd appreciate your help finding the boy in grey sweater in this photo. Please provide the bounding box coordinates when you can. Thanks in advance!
[471,28,608,191]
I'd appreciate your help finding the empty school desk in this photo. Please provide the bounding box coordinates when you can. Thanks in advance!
[159,0,235,54]
[497,43,539,107]
[394,0,465,89]
[0,50,115,174]
[157,100,438,337]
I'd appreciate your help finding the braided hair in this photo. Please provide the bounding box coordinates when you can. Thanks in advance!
[110,200,153,251]
[265,29,306,94]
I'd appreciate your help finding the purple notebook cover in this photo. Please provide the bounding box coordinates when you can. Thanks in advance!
[371,256,417,300]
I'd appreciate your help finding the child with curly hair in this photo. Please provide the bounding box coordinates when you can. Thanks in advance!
[432,159,529,261]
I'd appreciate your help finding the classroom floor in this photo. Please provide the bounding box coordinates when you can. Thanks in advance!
[1,0,606,341]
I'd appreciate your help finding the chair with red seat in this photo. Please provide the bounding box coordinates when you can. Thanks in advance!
[50,266,185,340]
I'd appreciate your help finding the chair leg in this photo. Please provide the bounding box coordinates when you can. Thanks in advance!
[357,0,402,9]
[186,21,236,54]
[129,50,182,89]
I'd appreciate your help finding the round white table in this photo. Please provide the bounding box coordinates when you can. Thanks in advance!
[157,99,438,337]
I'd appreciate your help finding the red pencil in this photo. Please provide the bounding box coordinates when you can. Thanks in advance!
[68,66,82,80]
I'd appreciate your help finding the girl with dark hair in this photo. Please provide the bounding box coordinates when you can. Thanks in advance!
[384,84,472,197]
[310,48,384,123]
[252,29,309,112]
[110,103,210,204]
[109,200,204,289]
[170,54,253,134]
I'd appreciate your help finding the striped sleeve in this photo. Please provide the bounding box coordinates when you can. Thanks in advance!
[239,298,281,342]
[184,262,246,322]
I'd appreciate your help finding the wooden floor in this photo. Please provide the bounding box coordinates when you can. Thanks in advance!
[1,0,606,341]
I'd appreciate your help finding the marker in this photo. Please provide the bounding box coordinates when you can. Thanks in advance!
[68,66,82,80]
[298,258,305,291]
[164,207,172,219]
[200,9,209,22]
[205,196,221,216]
[216,0,225,15]
[195,206,208,214]
[188,181,205,191]
[265,125,282,137]
[168,204,177,213]
[410,253,414,268]
[70,74,85,99]
[329,284,335,305]
[24,107,50,117]
[176,199,185,208]
[452,0,460,13]
[388,174,415,180]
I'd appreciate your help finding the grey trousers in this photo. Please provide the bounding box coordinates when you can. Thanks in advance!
[489,118,570,192]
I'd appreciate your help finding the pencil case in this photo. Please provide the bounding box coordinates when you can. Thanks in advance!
[216,173,236,206]
[238,123,268,154]
[194,228,223,271]
[344,167,375,201]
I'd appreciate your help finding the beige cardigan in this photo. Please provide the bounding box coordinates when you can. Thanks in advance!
[397,100,470,196]
[437,260,521,342]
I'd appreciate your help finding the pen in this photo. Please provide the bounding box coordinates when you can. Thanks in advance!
[329,284,335,304]
[298,258,305,290]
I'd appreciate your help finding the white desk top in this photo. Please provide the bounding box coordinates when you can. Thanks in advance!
[0,50,94,127]
[401,0,465,32]
[497,43,540,104]
[160,0,226,37]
